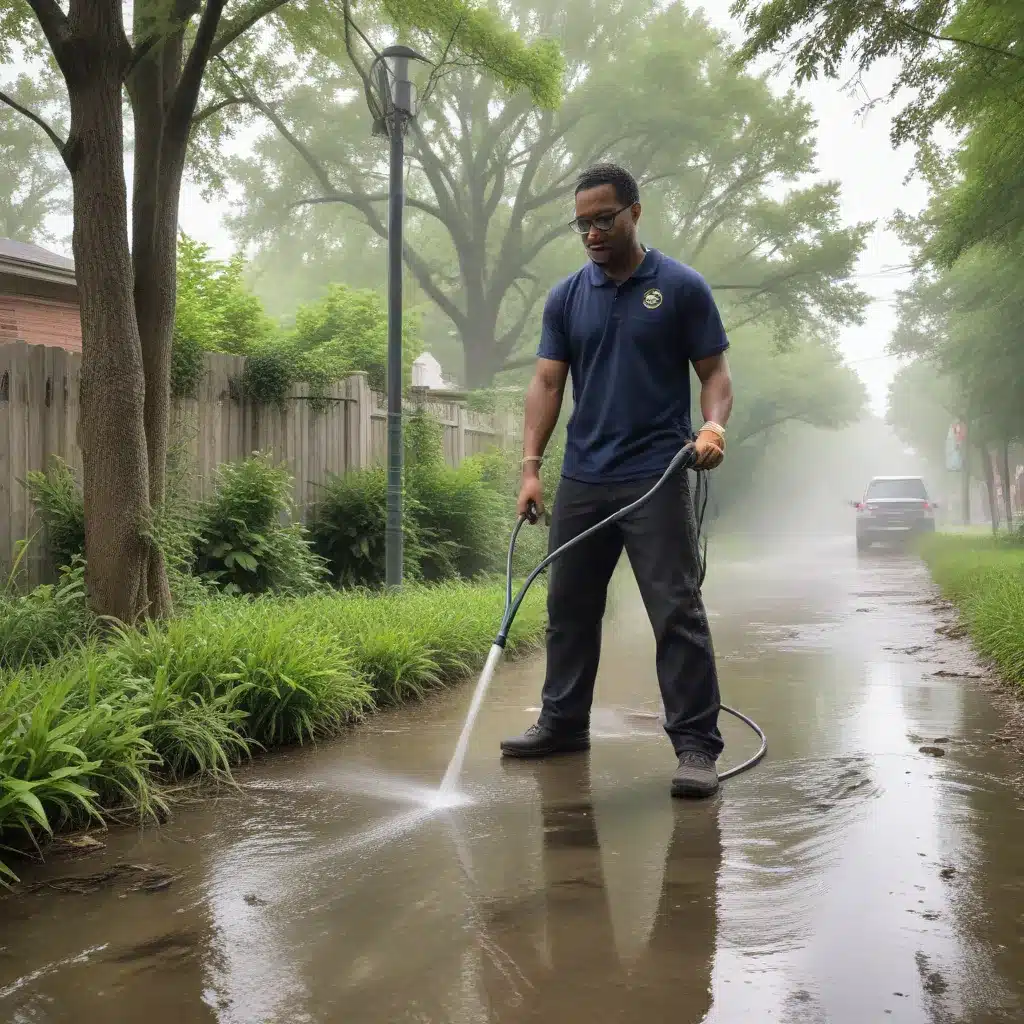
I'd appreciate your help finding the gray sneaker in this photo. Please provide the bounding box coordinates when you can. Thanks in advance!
[671,750,720,799]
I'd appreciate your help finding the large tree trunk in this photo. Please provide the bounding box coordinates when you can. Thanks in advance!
[66,3,153,621]
[129,27,192,619]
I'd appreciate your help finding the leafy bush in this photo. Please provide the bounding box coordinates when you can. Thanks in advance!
[0,561,93,671]
[309,412,522,586]
[236,346,301,408]
[172,234,279,398]
[194,453,327,596]
[292,284,422,393]
[308,468,429,587]
[408,463,507,581]
[24,456,85,570]
[0,579,546,880]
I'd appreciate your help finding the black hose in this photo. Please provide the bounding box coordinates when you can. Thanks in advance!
[495,442,767,783]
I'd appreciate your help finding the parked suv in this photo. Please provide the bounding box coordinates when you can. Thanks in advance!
[852,476,937,551]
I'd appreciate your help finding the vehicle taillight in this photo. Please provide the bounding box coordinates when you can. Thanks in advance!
[922,501,931,510]
[856,503,865,511]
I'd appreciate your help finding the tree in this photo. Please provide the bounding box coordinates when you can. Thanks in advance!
[885,357,958,471]
[216,0,870,387]
[0,69,68,242]
[692,322,866,514]
[730,0,1024,262]
[0,0,562,622]
[890,238,1024,530]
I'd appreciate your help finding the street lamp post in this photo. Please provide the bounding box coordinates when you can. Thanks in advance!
[372,44,428,588]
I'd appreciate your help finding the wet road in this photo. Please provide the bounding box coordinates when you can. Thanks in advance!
[3,537,1024,1023]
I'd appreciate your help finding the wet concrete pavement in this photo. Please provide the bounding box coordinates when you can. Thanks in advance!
[2,536,1024,1023]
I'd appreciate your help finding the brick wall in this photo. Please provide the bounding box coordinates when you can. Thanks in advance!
[0,295,82,352]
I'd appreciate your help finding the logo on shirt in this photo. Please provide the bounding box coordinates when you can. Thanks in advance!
[642,288,663,310]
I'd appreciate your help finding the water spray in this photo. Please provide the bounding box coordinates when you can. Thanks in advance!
[440,443,768,795]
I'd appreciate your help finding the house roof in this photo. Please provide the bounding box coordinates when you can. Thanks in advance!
[0,238,76,286]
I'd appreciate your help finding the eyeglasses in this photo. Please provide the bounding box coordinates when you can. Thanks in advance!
[568,204,632,235]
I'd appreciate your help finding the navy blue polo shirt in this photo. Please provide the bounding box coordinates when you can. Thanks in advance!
[537,247,729,483]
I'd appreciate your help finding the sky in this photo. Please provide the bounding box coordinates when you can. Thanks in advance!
[167,2,929,417]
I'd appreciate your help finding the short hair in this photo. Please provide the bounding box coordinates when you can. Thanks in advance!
[574,163,640,206]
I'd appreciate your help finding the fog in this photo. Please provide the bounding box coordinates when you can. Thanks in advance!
[713,417,946,539]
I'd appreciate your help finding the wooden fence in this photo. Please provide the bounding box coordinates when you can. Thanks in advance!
[0,342,517,583]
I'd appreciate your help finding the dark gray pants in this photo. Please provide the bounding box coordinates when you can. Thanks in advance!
[538,471,723,759]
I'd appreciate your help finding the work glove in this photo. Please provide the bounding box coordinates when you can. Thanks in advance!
[693,423,725,470]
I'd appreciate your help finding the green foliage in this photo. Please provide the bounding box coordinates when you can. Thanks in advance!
[236,347,301,408]
[309,412,522,586]
[920,533,1024,686]
[404,407,446,471]
[0,579,546,880]
[0,70,69,244]
[0,562,93,671]
[194,453,327,596]
[292,284,423,393]
[172,233,279,398]
[307,468,429,587]
[24,457,85,571]
[885,358,959,471]
[408,462,507,581]
[379,0,563,109]
[220,0,869,388]
[891,244,1024,450]
[732,0,1024,263]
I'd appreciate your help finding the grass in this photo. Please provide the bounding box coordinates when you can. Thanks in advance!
[0,579,546,882]
[918,533,1024,687]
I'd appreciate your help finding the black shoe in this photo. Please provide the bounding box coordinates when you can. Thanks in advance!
[671,750,720,799]
[500,722,590,759]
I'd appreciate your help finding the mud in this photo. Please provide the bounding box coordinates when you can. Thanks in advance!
[2,537,1024,1023]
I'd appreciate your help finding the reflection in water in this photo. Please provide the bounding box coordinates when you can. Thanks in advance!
[478,755,721,1022]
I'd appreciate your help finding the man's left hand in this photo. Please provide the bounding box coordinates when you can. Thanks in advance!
[694,427,725,469]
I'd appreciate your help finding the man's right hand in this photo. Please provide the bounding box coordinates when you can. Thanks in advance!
[517,474,544,522]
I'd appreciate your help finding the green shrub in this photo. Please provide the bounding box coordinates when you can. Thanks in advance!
[404,407,446,471]
[24,457,85,570]
[0,655,162,876]
[22,449,205,610]
[194,453,327,595]
[408,463,507,581]
[291,284,422,393]
[307,468,429,587]
[236,347,301,408]
[0,561,94,671]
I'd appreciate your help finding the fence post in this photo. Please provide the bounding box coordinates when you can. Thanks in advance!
[346,372,371,470]
[455,403,467,464]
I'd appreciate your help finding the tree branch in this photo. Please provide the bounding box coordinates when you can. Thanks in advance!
[191,95,245,125]
[211,0,292,57]
[218,58,338,196]
[168,0,229,145]
[339,0,383,124]
[0,90,67,157]
[288,191,446,224]
[24,0,71,67]
[868,0,1024,65]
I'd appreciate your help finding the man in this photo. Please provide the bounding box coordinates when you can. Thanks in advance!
[499,163,733,799]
